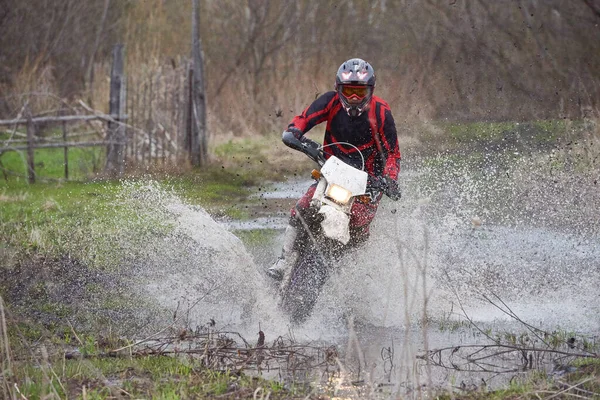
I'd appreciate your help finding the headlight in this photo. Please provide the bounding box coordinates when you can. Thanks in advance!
[326,184,352,204]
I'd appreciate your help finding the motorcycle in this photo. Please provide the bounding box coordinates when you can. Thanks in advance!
[278,131,388,323]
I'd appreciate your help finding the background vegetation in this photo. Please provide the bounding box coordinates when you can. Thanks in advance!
[1,0,599,141]
[1,1,599,398]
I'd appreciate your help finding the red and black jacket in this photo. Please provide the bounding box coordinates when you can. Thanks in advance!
[288,91,400,180]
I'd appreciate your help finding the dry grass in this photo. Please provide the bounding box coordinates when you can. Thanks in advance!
[0,296,14,400]
[4,55,58,115]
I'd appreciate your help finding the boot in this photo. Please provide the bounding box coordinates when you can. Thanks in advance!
[266,223,299,281]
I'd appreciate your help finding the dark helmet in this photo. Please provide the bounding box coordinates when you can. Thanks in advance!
[335,58,376,117]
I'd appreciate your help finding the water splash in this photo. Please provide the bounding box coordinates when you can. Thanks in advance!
[105,181,292,337]
[104,144,600,338]
[262,150,600,335]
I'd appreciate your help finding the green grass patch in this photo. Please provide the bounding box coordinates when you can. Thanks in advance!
[429,119,587,150]
[0,165,261,261]
[211,134,315,181]
[8,354,300,399]
[234,228,278,247]
[443,120,519,142]
[0,146,104,181]
[0,180,122,256]
[164,167,253,205]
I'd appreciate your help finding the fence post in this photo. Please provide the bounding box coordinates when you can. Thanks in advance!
[191,0,208,167]
[120,75,127,168]
[105,44,126,177]
[185,65,193,159]
[62,121,69,180]
[25,107,36,184]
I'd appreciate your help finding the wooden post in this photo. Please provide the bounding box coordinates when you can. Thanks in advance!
[142,81,147,164]
[0,156,8,181]
[162,74,168,164]
[191,0,208,167]
[172,71,180,163]
[25,108,36,184]
[62,121,69,180]
[105,44,126,177]
[131,76,138,161]
[185,65,193,158]
[148,74,154,163]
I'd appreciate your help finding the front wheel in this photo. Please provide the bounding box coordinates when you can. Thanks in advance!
[279,251,329,324]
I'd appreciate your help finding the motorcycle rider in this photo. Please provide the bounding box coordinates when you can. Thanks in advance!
[267,58,401,281]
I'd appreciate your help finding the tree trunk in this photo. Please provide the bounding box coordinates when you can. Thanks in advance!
[191,0,208,167]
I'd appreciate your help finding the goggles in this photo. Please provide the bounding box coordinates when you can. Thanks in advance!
[340,85,370,99]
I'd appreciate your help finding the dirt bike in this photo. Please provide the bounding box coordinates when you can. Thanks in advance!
[278,131,391,323]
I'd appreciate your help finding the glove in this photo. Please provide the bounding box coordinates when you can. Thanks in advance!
[383,176,401,201]
[286,126,303,139]
[367,175,386,190]
[299,136,324,164]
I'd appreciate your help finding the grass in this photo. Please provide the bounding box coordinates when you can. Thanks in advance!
[0,180,120,255]
[2,119,599,399]
[436,119,572,144]
[432,364,600,400]
[0,146,104,181]
[0,134,291,339]
[233,229,279,248]
[0,139,289,259]
[417,119,594,158]
[7,354,299,399]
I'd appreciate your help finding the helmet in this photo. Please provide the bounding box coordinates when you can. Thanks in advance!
[335,58,376,117]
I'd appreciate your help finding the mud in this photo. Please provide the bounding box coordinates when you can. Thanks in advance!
[1,254,154,336]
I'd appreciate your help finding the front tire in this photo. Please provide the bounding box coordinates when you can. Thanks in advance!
[279,251,329,324]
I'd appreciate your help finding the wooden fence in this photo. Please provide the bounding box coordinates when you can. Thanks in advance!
[0,109,124,183]
[0,44,205,183]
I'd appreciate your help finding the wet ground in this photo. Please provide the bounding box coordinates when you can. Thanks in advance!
[215,153,600,396]
[76,151,598,397]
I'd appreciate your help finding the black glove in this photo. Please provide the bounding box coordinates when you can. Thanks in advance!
[383,176,401,201]
[299,136,324,164]
[286,126,303,139]
[367,175,386,190]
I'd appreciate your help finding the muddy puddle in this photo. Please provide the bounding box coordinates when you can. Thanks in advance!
[115,151,599,397]
[212,158,600,396]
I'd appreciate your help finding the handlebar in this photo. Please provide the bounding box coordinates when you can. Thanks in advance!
[281,130,304,152]
[282,130,326,166]
[367,175,402,201]
[282,130,401,200]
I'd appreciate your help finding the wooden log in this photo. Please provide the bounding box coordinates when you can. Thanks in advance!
[1,132,101,144]
[0,114,122,126]
[191,0,208,167]
[2,141,119,151]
